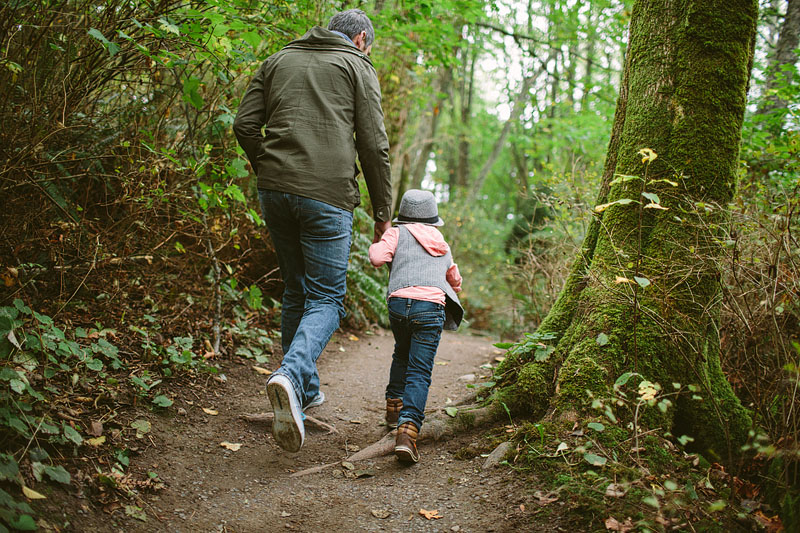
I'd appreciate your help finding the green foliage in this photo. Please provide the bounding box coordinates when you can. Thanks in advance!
[345,206,389,328]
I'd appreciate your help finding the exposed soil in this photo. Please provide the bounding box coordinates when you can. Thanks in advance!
[37,329,564,532]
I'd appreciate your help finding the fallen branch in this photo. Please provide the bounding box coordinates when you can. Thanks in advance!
[239,412,338,434]
[289,404,497,478]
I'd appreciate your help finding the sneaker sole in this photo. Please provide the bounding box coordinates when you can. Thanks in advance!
[267,378,304,452]
[394,444,419,463]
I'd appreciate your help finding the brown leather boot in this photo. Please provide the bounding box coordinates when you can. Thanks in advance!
[395,422,420,463]
[385,398,403,428]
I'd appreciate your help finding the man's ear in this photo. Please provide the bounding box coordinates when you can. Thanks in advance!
[353,30,368,52]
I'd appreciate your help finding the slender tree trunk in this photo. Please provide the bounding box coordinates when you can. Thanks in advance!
[458,50,478,190]
[757,0,800,128]
[409,68,452,190]
[496,0,759,464]
[466,70,538,204]
[580,9,598,111]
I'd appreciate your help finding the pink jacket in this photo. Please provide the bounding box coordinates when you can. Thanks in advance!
[369,224,462,305]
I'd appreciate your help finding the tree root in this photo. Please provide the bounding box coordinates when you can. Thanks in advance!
[289,404,497,478]
[238,412,339,434]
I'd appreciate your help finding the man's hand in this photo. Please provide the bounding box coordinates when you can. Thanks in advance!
[373,220,392,243]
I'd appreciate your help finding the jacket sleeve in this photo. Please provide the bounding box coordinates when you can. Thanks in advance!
[446,263,462,293]
[233,63,267,172]
[368,227,399,266]
[354,64,393,222]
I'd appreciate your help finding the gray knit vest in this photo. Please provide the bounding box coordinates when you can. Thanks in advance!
[387,226,464,330]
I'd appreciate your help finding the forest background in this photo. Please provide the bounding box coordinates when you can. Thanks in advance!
[0,0,798,530]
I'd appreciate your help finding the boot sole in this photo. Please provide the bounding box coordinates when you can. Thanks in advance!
[394,444,419,463]
[267,377,304,453]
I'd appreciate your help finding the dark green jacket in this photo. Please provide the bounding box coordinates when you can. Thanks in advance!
[233,27,392,222]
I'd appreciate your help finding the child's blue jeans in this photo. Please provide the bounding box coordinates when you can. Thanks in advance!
[385,297,446,430]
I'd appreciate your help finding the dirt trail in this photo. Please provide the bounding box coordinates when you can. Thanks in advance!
[70,329,546,532]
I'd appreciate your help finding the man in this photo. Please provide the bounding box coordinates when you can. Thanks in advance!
[233,9,392,452]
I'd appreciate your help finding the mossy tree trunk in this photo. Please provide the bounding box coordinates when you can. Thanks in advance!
[497,0,759,463]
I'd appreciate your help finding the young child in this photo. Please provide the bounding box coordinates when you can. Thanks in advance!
[369,189,464,463]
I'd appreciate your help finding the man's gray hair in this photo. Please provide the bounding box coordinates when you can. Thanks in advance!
[328,9,374,48]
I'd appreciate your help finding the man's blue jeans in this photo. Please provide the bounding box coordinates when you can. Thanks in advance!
[385,297,446,430]
[259,190,353,408]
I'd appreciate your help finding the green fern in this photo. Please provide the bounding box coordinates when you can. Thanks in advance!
[345,207,389,328]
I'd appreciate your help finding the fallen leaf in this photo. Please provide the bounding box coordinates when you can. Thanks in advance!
[345,444,360,452]
[281,511,291,518]
[752,510,783,532]
[349,419,362,424]
[88,421,103,437]
[604,516,634,532]
[339,346,346,352]
[341,461,355,470]
[445,407,458,417]
[130,419,151,438]
[23,486,46,500]
[220,442,242,451]
[253,366,272,375]
[434,361,449,366]
[605,483,627,498]
[419,509,443,520]
[519,504,525,512]
[202,407,218,416]
[125,505,147,522]
[494,356,506,362]
[86,436,106,447]
[371,509,390,519]
[348,334,359,341]
[615,276,633,284]
[534,491,559,505]
[345,468,375,479]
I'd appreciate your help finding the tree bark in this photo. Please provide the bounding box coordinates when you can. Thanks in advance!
[496,0,759,464]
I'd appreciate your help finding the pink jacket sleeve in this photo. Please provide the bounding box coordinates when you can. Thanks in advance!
[447,263,462,293]
[369,227,399,267]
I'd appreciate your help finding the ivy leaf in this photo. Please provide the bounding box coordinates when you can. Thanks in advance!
[63,425,83,445]
[614,372,636,389]
[11,514,37,531]
[10,379,25,394]
[0,453,19,481]
[44,465,72,485]
[183,77,204,110]
[86,358,103,371]
[643,495,660,508]
[583,453,607,466]
[641,192,660,204]
[587,422,605,432]
[152,395,173,408]
[131,419,151,438]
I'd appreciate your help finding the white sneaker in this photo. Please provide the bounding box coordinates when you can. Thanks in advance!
[267,374,305,452]
[304,391,325,411]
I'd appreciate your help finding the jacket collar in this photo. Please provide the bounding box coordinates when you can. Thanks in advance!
[283,26,371,63]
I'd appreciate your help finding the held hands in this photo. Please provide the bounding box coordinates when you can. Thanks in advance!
[373,220,392,243]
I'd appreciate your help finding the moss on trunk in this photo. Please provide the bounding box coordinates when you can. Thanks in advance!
[497,0,758,464]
